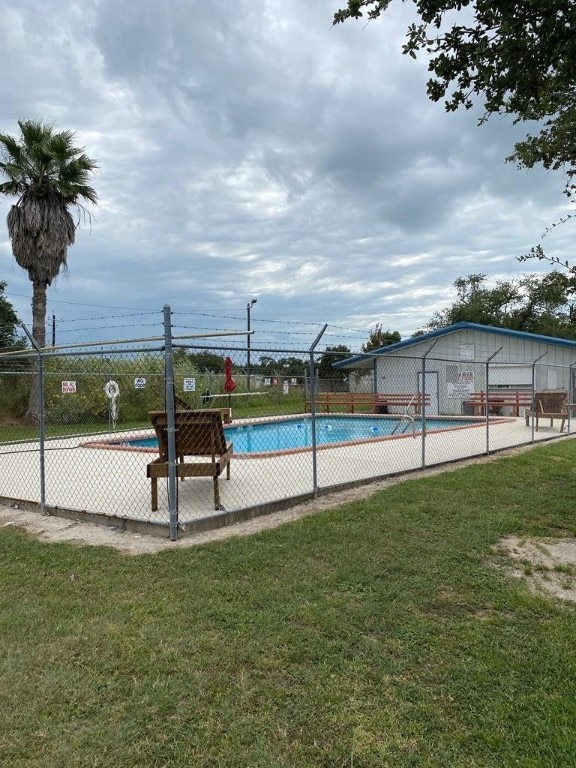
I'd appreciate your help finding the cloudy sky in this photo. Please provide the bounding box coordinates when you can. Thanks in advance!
[0,0,572,353]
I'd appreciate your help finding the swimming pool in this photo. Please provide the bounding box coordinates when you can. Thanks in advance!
[119,415,480,455]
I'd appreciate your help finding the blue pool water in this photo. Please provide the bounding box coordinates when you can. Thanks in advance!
[124,415,476,455]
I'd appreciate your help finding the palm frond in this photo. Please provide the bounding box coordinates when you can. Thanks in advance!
[0,133,26,165]
[1,119,98,285]
[0,120,98,205]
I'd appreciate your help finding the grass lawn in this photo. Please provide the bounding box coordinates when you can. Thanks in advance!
[1,440,576,766]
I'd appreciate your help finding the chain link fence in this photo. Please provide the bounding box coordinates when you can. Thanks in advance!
[0,311,573,539]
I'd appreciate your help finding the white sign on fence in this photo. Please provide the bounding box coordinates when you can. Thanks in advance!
[183,377,196,392]
[61,381,77,394]
[134,377,146,389]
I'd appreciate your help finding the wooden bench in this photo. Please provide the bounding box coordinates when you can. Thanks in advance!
[304,393,374,413]
[464,390,532,417]
[305,392,430,414]
[525,392,568,432]
[147,410,233,511]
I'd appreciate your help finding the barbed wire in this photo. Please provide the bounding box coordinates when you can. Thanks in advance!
[57,311,158,324]
[5,291,157,312]
[7,300,374,350]
[56,322,162,335]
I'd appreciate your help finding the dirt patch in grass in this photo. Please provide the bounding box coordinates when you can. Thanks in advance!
[0,481,423,555]
[494,535,576,603]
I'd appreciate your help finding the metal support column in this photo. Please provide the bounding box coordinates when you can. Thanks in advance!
[530,352,547,442]
[484,348,502,454]
[309,324,327,498]
[21,323,46,514]
[163,305,178,541]
[420,339,439,469]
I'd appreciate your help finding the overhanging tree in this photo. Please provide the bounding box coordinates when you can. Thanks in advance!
[334,2,576,264]
[0,120,98,419]
[424,272,576,338]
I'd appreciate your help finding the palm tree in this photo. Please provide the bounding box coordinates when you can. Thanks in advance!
[0,120,97,420]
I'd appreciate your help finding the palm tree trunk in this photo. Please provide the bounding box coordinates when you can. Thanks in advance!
[24,280,48,423]
[31,280,47,349]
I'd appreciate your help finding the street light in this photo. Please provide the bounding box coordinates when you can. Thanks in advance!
[246,298,257,393]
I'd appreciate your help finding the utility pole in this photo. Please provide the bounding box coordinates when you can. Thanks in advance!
[246,298,257,392]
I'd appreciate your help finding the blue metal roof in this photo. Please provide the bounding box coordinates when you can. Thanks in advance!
[333,322,576,369]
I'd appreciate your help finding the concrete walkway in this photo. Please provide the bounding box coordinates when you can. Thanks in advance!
[0,417,571,534]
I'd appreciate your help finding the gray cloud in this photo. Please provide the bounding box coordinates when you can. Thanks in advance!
[0,0,571,350]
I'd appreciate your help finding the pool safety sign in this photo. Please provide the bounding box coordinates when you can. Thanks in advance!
[134,377,146,389]
[61,381,77,394]
[447,371,474,399]
[183,377,196,392]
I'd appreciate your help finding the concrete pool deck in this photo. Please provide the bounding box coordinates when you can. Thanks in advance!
[0,416,573,536]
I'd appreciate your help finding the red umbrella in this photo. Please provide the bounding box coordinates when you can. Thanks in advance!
[224,356,236,393]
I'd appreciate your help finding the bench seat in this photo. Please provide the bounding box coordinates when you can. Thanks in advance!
[464,391,532,416]
[305,392,431,414]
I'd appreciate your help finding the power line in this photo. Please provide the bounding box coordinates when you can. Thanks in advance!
[6,292,158,311]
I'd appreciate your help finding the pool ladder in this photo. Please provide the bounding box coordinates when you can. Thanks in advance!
[391,412,416,437]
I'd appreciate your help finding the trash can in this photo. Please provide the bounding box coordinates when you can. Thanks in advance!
[462,401,475,416]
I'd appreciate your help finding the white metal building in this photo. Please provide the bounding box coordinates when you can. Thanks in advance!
[333,322,576,416]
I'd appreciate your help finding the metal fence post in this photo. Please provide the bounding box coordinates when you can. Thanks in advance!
[530,353,547,443]
[420,340,439,469]
[163,305,178,541]
[37,352,46,513]
[569,362,576,432]
[420,354,426,469]
[309,324,327,499]
[485,348,502,454]
[20,323,46,514]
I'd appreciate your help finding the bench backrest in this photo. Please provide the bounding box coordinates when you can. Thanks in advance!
[315,392,373,400]
[468,391,532,402]
[314,392,430,401]
[376,393,431,403]
[149,410,228,460]
[535,391,567,413]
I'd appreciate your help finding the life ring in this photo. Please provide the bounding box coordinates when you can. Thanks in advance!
[103,380,120,399]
